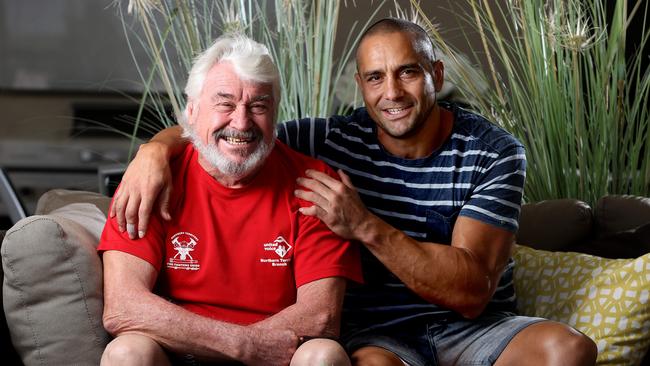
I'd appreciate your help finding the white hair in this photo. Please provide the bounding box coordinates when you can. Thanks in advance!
[182,34,280,123]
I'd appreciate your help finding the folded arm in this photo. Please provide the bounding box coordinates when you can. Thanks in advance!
[102,250,345,364]
[254,276,347,339]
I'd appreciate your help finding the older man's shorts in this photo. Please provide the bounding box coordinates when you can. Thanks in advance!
[343,311,546,366]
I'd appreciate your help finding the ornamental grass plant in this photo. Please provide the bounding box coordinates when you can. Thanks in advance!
[121,0,650,205]
[414,0,650,205]
[118,0,384,156]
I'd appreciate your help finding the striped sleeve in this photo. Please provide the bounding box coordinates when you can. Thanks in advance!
[277,117,331,158]
[459,144,527,232]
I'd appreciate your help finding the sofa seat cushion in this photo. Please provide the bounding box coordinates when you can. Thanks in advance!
[1,202,111,365]
[514,245,650,366]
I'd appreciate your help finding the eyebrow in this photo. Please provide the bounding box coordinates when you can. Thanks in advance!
[361,63,422,78]
[212,92,234,102]
[211,93,272,103]
[399,63,422,71]
[249,94,273,103]
[361,70,382,78]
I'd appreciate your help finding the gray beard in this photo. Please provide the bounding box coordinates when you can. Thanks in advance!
[186,127,275,179]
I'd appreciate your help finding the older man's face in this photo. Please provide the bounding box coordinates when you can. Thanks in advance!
[187,61,276,179]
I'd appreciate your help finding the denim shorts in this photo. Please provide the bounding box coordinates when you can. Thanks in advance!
[342,311,546,366]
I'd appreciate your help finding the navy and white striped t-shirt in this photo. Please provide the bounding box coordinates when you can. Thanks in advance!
[278,102,526,326]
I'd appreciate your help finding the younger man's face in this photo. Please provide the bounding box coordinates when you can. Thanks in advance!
[355,31,440,140]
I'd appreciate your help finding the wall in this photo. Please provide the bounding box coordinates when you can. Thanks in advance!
[0,0,484,226]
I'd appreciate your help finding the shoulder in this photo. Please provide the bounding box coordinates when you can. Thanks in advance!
[281,107,373,134]
[168,144,198,210]
[272,140,336,176]
[321,108,378,147]
[170,144,196,178]
[331,107,374,132]
[446,102,524,156]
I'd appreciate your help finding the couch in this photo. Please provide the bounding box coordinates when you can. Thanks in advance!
[1,190,649,365]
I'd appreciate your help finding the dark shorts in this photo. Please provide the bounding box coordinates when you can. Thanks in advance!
[342,311,546,366]
[169,353,243,366]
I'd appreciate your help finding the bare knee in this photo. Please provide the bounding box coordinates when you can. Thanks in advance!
[101,334,170,366]
[498,321,597,366]
[544,326,597,366]
[351,346,403,366]
[290,338,351,366]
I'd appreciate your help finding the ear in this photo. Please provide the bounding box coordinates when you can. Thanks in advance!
[354,72,362,88]
[433,60,444,92]
[186,101,197,126]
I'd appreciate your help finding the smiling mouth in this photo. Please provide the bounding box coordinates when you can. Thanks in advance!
[385,107,408,115]
[223,136,253,145]
[382,104,413,118]
[215,128,260,147]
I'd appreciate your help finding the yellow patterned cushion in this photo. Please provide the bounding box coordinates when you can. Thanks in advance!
[513,245,650,366]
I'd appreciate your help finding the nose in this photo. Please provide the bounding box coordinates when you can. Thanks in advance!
[384,76,404,100]
[229,104,253,130]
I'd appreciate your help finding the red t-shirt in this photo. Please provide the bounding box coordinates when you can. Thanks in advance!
[98,141,362,325]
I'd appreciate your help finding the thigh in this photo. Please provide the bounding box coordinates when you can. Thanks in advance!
[351,346,404,366]
[343,324,434,366]
[431,312,545,366]
[102,334,171,366]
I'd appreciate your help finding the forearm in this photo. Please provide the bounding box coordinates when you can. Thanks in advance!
[354,214,498,318]
[254,278,346,338]
[103,290,249,361]
[254,298,341,338]
[144,125,188,159]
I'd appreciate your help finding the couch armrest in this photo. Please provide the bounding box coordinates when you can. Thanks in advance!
[35,189,110,216]
[595,195,650,234]
[516,199,593,251]
[1,202,110,365]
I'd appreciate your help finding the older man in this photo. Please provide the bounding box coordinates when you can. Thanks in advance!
[111,19,597,366]
[98,35,362,366]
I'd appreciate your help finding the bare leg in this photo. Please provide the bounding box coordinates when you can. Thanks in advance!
[290,338,351,366]
[495,321,597,366]
[101,334,172,366]
[351,346,405,366]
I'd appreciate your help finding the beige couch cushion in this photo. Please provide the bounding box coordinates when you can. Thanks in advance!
[35,188,110,216]
[2,192,111,365]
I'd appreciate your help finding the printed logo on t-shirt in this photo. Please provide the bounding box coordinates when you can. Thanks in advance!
[260,236,292,267]
[167,232,200,271]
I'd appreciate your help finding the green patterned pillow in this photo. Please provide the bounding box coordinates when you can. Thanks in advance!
[513,245,650,366]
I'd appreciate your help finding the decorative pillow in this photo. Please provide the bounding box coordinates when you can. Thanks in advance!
[1,202,111,365]
[513,245,650,366]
